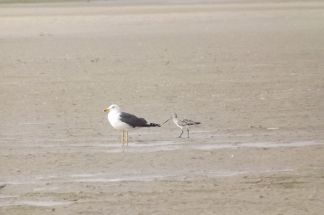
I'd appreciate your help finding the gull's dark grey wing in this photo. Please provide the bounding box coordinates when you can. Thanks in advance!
[119,112,148,127]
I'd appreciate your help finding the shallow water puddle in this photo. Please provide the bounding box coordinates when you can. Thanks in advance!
[73,174,172,183]
[84,140,324,153]
[98,140,324,153]
[0,195,18,199]
[0,168,294,186]
[1,140,322,155]
[193,141,323,151]
[71,168,294,183]
[18,200,71,207]
[0,200,72,207]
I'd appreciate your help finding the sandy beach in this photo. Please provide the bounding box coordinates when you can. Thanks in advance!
[0,1,324,214]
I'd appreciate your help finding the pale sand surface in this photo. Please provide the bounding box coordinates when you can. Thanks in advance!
[0,1,324,214]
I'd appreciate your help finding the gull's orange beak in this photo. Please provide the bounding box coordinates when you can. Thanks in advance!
[103,107,109,113]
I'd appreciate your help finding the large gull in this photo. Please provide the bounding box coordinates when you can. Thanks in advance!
[104,104,160,145]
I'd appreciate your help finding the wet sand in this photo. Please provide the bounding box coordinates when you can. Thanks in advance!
[1,1,324,214]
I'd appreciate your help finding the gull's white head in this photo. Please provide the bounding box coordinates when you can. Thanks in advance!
[103,104,121,113]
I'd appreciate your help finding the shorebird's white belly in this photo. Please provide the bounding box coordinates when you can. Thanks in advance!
[173,118,183,129]
[108,112,132,130]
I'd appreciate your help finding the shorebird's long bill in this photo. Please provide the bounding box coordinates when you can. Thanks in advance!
[162,118,170,125]
[103,107,109,112]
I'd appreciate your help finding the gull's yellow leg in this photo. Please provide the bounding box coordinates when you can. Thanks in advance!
[126,131,129,146]
[124,130,127,146]
[121,130,125,145]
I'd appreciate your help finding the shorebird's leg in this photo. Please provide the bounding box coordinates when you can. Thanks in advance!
[126,131,129,146]
[178,129,183,138]
[187,128,190,138]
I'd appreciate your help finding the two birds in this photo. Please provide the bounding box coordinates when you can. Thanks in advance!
[103,104,200,145]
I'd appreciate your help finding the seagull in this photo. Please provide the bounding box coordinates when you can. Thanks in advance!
[103,104,160,145]
[163,113,200,138]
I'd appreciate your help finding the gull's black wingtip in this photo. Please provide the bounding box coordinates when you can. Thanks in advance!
[148,123,161,127]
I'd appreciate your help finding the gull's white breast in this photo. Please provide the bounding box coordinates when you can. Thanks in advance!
[108,111,132,130]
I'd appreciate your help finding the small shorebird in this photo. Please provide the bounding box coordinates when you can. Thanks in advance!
[104,104,160,145]
[163,113,200,138]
